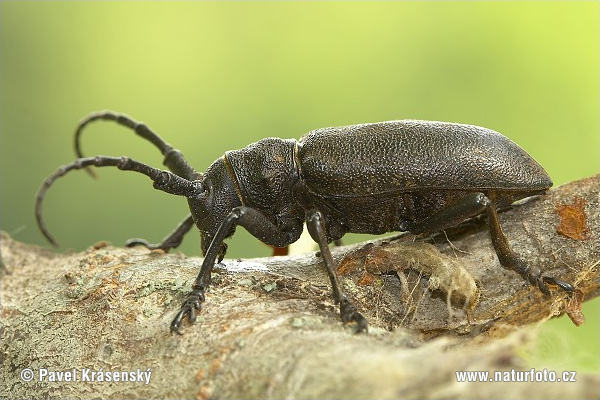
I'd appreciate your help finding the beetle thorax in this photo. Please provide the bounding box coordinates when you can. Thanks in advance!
[224,138,301,217]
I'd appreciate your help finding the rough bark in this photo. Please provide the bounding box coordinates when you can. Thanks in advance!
[1,175,598,400]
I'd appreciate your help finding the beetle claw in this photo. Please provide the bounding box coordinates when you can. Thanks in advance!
[536,278,551,296]
[169,288,206,334]
[542,276,574,293]
[531,274,574,296]
[509,258,573,296]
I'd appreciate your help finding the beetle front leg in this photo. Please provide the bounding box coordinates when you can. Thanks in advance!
[305,209,368,333]
[126,214,194,252]
[171,206,299,334]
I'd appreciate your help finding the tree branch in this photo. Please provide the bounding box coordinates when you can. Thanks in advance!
[1,175,598,399]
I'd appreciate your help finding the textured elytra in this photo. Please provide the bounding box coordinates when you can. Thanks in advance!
[298,120,552,197]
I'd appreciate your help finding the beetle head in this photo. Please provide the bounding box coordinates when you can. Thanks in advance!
[187,157,242,255]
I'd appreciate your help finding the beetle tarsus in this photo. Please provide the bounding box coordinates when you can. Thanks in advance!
[170,287,206,334]
[340,298,368,333]
[543,276,574,293]
[513,261,549,294]
[533,274,552,296]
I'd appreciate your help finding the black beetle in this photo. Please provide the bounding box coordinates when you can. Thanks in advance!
[36,111,573,333]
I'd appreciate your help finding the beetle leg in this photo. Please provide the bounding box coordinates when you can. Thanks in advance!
[171,206,300,334]
[404,192,573,295]
[305,209,368,333]
[126,214,194,252]
[485,200,573,295]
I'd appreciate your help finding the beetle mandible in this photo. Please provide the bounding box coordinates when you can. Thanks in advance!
[36,111,574,334]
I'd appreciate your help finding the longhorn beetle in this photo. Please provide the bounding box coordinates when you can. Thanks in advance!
[36,112,574,334]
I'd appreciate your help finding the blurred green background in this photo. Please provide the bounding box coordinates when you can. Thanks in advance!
[1,1,598,373]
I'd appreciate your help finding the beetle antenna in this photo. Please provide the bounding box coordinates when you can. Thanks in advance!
[35,156,203,247]
[74,111,200,181]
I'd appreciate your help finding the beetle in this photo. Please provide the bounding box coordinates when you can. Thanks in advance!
[36,111,574,334]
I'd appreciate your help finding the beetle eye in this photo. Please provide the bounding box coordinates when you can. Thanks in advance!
[191,180,205,194]
[194,180,213,205]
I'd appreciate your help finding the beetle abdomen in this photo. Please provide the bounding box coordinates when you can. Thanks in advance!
[297,120,552,198]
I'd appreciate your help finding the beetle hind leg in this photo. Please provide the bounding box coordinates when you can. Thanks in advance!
[485,201,573,294]
[405,192,573,295]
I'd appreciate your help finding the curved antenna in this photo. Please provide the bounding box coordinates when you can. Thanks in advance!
[35,156,203,247]
[74,111,199,180]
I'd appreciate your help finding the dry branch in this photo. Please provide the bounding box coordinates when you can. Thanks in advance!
[1,175,598,399]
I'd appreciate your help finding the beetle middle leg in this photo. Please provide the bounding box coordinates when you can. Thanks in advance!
[305,209,368,333]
